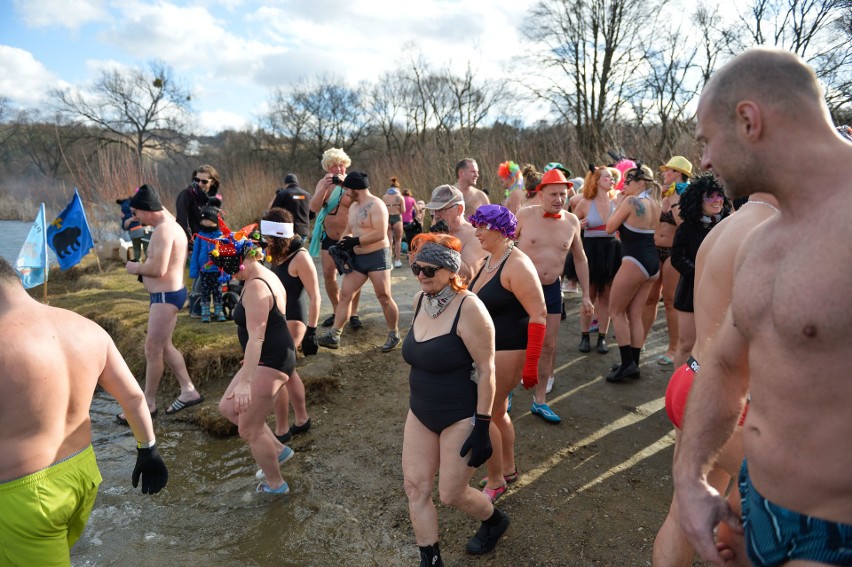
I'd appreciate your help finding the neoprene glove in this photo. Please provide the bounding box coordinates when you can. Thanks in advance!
[132,445,169,494]
[522,322,546,389]
[459,414,492,468]
[338,235,360,252]
[302,326,319,356]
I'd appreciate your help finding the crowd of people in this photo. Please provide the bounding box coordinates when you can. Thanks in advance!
[3,47,852,566]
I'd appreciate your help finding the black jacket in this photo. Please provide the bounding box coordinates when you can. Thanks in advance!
[176,185,217,242]
[270,183,313,238]
[671,220,715,313]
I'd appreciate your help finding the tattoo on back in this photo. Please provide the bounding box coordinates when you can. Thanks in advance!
[632,197,646,217]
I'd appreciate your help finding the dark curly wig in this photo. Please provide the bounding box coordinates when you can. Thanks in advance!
[677,172,732,222]
[262,208,298,265]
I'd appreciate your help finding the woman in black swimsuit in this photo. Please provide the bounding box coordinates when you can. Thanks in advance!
[401,233,509,564]
[468,205,547,502]
[214,223,296,494]
[262,208,321,446]
[605,164,662,382]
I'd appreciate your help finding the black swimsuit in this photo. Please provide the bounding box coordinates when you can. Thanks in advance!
[470,256,529,351]
[402,294,476,434]
[234,278,296,375]
[272,250,307,324]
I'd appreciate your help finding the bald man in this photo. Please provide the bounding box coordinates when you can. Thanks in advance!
[673,48,852,565]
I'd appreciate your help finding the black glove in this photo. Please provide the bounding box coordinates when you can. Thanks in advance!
[430,220,449,234]
[338,235,360,252]
[459,414,492,468]
[302,326,319,356]
[132,445,169,494]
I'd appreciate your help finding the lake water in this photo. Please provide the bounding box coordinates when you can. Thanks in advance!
[0,219,58,266]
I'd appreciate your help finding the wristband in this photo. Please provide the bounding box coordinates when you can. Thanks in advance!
[137,438,156,449]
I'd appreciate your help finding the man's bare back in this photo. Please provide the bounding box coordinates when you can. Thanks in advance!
[460,187,489,216]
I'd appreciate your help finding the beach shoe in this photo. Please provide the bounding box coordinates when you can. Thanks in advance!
[466,509,510,555]
[321,315,335,328]
[507,391,513,413]
[657,354,674,366]
[546,376,554,394]
[605,361,640,383]
[290,418,311,435]
[479,469,519,488]
[597,336,609,354]
[164,395,204,415]
[116,408,157,426]
[275,430,293,444]
[256,481,289,494]
[393,259,402,268]
[481,482,507,504]
[382,333,401,352]
[318,332,340,349]
[256,446,295,480]
[349,315,363,329]
[578,334,591,353]
[531,401,561,424]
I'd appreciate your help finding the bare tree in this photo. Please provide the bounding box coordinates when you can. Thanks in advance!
[51,60,193,169]
[11,110,90,177]
[523,0,668,157]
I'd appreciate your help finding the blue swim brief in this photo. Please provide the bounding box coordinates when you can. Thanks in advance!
[542,279,562,315]
[149,287,187,310]
[739,459,852,566]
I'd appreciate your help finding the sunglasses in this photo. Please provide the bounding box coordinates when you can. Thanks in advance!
[193,177,211,185]
[411,263,442,278]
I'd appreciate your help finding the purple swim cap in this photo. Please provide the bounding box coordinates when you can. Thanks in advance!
[468,204,517,239]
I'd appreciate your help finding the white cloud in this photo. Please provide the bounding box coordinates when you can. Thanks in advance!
[198,109,247,134]
[12,0,107,29]
[0,46,63,106]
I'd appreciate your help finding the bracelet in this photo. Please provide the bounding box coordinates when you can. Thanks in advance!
[137,438,156,449]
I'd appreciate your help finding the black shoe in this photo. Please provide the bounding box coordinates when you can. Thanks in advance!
[578,334,591,353]
[321,315,335,328]
[596,335,609,354]
[349,315,363,329]
[606,361,640,382]
[290,418,311,435]
[275,430,293,444]
[466,509,510,555]
[318,332,340,349]
[381,333,401,352]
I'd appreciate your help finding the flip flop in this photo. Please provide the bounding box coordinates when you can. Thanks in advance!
[657,355,674,366]
[165,395,204,415]
[116,409,158,426]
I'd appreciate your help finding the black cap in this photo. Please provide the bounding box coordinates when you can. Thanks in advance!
[129,184,163,212]
[342,171,369,190]
[284,173,299,185]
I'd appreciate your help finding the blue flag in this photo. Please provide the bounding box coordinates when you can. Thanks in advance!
[47,189,94,270]
[14,203,49,289]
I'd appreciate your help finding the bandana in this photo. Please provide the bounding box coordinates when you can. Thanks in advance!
[260,220,294,239]
[415,242,461,274]
[423,285,458,318]
[467,204,517,239]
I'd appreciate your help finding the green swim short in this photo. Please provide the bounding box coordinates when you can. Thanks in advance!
[0,445,102,567]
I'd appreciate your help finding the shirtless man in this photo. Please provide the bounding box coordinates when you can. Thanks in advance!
[317,172,401,352]
[653,188,779,566]
[309,147,362,329]
[424,184,488,281]
[674,47,852,566]
[455,158,489,215]
[0,257,168,565]
[382,182,406,268]
[516,169,594,423]
[121,184,202,421]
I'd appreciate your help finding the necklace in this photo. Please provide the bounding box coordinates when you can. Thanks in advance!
[743,200,780,214]
[483,241,514,273]
[423,285,458,318]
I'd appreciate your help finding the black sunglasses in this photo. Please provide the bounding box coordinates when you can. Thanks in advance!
[193,177,211,185]
[411,263,442,278]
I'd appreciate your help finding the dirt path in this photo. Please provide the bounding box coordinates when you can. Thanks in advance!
[280,264,698,566]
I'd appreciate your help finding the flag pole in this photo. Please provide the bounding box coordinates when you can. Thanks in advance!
[74,188,102,272]
[41,203,48,303]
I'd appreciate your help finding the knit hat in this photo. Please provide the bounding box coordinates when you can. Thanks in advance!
[425,185,463,210]
[536,168,574,192]
[284,173,299,185]
[129,184,163,212]
[468,204,517,239]
[342,171,370,190]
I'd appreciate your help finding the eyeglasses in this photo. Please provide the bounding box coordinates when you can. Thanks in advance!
[193,177,211,185]
[703,193,724,203]
[411,263,442,278]
[130,208,138,216]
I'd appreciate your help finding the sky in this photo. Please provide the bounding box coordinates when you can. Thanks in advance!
[0,0,540,134]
